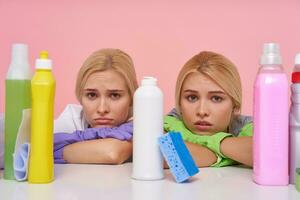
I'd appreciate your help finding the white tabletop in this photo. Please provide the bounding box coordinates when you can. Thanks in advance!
[1,163,300,200]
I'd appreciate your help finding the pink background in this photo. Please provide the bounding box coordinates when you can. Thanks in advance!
[1,0,300,117]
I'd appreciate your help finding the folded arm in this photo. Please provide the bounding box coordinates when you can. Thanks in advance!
[54,122,133,164]
[185,141,217,167]
[220,136,253,167]
[164,116,253,167]
[62,138,132,164]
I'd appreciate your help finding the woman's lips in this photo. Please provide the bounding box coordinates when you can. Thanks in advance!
[194,121,212,131]
[94,118,113,125]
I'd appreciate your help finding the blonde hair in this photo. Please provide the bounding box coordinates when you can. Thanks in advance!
[75,48,138,105]
[175,51,242,115]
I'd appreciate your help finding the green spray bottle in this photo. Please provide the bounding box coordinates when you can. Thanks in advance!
[4,44,31,179]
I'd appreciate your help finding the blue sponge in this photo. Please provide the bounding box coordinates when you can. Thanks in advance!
[158,131,199,183]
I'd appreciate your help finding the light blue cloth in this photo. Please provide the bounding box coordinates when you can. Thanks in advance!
[13,143,30,181]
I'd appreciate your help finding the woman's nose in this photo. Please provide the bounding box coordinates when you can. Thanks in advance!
[196,100,209,118]
[97,98,110,115]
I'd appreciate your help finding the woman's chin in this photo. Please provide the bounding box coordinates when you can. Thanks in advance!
[93,124,114,128]
[192,129,214,136]
[195,131,214,136]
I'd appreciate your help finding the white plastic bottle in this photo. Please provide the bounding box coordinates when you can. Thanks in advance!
[289,53,300,184]
[132,77,164,180]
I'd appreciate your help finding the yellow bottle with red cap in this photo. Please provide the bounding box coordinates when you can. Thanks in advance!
[28,51,55,183]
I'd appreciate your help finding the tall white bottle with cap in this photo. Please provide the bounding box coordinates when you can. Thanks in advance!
[253,43,289,185]
[132,77,164,180]
[4,44,31,179]
[289,53,300,184]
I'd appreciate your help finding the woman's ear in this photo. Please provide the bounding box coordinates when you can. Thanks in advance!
[177,107,181,114]
[233,107,240,115]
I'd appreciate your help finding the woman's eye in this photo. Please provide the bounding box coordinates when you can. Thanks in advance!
[86,92,97,100]
[211,96,223,102]
[186,95,198,102]
[110,93,121,100]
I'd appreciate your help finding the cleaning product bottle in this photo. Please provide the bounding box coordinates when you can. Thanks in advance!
[132,77,164,180]
[253,43,289,185]
[4,43,31,179]
[28,51,55,183]
[289,53,300,184]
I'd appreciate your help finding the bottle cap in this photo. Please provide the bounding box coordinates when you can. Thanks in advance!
[35,51,52,69]
[260,43,282,65]
[295,53,300,65]
[6,43,31,79]
[11,44,28,65]
[293,53,300,75]
[141,76,157,86]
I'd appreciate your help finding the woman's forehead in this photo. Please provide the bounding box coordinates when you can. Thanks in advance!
[182,72,225,93]
[84,70,127,90]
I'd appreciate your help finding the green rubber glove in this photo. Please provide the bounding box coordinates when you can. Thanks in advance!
[239,123,253,137]
[164,116,233,156]
[164,116,239,167]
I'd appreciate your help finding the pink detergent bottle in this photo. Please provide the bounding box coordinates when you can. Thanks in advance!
[253,43,289,185]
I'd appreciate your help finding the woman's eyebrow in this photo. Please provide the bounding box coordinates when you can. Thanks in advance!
[107,89,124,93]
[183,89,226,95]
[208,91,226,94]
[183,89,198,93]
[84,88,97,91]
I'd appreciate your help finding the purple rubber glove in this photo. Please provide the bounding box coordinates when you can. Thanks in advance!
[54,121,133,163]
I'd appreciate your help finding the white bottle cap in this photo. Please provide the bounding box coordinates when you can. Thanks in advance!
[11,44,28,65]
[260,43,282,65]
[292,53,300,73]
[7,43,31,79]
[141,76,157,86]
[35,51,52,69]
[295,53,300,65]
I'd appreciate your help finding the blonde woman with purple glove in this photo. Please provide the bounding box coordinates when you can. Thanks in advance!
[54,48,138,164]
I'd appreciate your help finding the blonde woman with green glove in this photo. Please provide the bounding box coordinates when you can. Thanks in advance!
[164,51,253,167]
